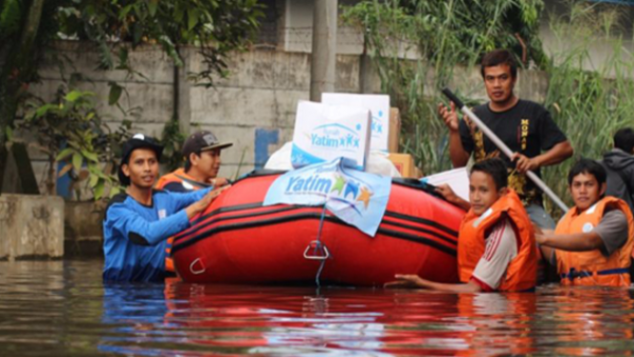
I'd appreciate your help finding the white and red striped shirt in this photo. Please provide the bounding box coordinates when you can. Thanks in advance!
[470,217,518,292]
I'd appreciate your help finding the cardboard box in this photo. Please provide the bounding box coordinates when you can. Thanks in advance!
[414,166,423,179]
[423,167,469,202]
[322,93,391,152]
[388,108,401,153]
[291,101,371,170]
[388,153,422,178]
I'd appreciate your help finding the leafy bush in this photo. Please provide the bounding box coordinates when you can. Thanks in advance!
[16,85,131,199]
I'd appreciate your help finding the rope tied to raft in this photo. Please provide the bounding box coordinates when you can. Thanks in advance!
[302,205,331,287]
[314,205,328,288]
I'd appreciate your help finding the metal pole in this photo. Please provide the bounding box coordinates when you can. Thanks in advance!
[310,0,337,102]
[442,88,569,212]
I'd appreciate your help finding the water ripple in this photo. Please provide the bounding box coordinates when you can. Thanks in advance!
[2,260,634,356]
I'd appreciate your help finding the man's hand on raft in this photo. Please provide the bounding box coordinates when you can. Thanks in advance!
[185,186,230,219]
[210,177,230,187]
[435,184,471,211]
[385,274,430,289]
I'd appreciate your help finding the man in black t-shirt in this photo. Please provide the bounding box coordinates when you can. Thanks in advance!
[437,49,573,229]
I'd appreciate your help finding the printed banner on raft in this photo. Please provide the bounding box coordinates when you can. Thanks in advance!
[263,158,392,237]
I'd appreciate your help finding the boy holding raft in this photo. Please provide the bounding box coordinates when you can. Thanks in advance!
[386,158,537,292]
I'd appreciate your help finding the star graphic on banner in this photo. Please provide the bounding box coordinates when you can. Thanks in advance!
[357,187,373,209]
[344,180,359,199]
[331,175,346,195]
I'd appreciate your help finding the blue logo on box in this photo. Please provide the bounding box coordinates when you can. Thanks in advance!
[309,123,360,151]
[371,110,384,135]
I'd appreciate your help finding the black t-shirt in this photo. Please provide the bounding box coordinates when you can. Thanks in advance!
[459,99,567,205]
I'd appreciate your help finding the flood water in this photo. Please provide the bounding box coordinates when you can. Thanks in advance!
[2,260,634,356]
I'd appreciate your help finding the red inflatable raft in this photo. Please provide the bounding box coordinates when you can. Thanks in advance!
[171,171,465,286]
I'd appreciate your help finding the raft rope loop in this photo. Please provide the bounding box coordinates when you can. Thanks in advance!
[313,204,329,288]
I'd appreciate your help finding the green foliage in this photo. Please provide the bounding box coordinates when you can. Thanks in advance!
[17,85,131,199]
[540,2,634,214]
[342,0,546,175]
[344,0,634,216]
[1,0,263,198]
[0,0,22,37]
[56,0,264,86]
[160,119,187,172]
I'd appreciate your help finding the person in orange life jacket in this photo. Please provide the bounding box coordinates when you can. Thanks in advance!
[155,131,232,273]
[536,159,634,287]
[386,158,537,293]
[156,131,233,192]
[102,134,225,282]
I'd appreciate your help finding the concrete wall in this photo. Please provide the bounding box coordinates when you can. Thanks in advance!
[28,42,373,189]
[274,0,634,71]
[26,41,551,195]
[64,201,105,257]
[540,0,634,76]
[0,194,64,260]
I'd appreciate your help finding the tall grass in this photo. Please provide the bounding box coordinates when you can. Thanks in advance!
[344,0,634,218]
[342,0,546,175]
[541,2,634,215]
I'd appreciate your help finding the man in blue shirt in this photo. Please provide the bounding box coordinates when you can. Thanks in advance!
[103,134,223,282]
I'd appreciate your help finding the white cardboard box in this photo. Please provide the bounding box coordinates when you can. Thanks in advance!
[322,93,391,152]
[423,167,470,203]
[291,101,371,170]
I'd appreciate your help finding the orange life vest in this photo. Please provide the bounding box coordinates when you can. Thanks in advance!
[156,168,211,192]
[555,196,634,287]
[155,168,210,273]
[458,189,537,292]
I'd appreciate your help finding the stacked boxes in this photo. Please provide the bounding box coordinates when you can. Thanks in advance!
[322,93,391,152]
[289,95,422,178]
[386,108,422,178]
[291,101,371,171]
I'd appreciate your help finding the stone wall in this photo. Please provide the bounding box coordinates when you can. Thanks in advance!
[28,41,549,196]
[0,195,64,260]
[20,41,554,250]
[64,201,105,257]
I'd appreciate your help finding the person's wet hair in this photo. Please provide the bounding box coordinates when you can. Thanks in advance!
[567,158,607,185]
[480,49,517,79]
[471,158,508,191]
[613,127,634,154]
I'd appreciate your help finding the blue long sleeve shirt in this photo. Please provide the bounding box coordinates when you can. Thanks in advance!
[102,188,211,282]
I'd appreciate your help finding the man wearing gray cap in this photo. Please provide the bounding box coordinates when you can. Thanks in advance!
[155,130,233,273]
[156,130,233,192]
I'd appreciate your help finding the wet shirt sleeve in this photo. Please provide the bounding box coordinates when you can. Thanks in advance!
[105,204,191,246]
[162,182,189,193]
[168,187,213,211]
[537,109,567,151]
[593,209,629,256]
[471,218,519,291]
